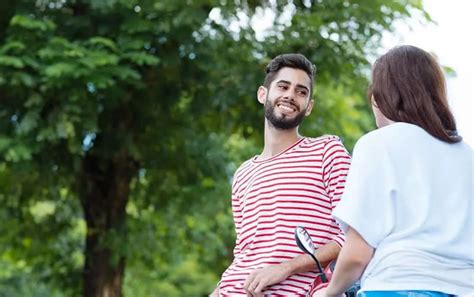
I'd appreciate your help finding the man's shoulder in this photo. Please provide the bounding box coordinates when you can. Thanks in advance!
[305,134,345,149]
[233,158,254,176]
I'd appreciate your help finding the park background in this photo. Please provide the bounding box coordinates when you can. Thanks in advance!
[0,0,472,297]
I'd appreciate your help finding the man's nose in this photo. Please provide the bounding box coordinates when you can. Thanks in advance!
[283,88,296,100]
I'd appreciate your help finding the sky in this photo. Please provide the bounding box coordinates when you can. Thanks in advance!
[381,0,473,146]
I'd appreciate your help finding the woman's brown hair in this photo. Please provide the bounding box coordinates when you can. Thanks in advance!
[368,45,461,143]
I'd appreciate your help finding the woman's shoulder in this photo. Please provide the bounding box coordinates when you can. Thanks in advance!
[356,122,421,149]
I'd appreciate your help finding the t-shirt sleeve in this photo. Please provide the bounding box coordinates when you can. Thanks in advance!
[322,137,352,247]
[332,135,396,248]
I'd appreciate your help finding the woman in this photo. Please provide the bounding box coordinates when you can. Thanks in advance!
[323,45,473,296]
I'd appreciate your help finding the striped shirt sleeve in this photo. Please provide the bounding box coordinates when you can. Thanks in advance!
[322,137,351,247]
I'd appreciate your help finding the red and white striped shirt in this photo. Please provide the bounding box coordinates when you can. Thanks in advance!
[219,136,351,296]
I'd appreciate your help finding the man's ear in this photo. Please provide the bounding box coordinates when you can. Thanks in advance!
[257,86,267,105]
[305,99,314,116]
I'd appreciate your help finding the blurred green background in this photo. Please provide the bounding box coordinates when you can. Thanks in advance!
[0,1,428,296]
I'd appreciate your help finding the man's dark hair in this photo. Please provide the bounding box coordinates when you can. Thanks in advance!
[368,45,461,143]
[263,53,316,95]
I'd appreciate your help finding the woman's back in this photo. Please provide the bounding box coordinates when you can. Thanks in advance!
[334,122,473,294]
[381,123,472,258]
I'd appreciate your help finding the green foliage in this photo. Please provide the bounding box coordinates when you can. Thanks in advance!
[0,0,428,296]
[124,257,218,297]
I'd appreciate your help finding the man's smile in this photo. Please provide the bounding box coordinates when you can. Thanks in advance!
[276,101,297,114]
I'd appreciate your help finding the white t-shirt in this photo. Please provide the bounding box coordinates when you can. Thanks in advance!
[333,122,474,295]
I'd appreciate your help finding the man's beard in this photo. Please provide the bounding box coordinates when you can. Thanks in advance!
[264,99,307,130]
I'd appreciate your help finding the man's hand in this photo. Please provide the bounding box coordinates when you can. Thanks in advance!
[243,263,292,297]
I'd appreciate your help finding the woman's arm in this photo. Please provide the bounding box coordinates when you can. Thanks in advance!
[325,227,374,297]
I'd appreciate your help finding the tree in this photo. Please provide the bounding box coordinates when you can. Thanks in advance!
[0,1,427,296]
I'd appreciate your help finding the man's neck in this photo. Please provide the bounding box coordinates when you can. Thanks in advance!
[259,120,302,160]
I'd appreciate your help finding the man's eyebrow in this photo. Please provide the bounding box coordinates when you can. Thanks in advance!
[276,80,291,85]
[276,80,310,92]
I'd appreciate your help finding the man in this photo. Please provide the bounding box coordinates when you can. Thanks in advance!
[211,53,351,296]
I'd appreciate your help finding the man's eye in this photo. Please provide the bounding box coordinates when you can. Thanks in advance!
[278,85,288,90]
[298,90,308,96]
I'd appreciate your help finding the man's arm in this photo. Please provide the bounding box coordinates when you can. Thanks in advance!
[243,241,340,296]
[324,227,373,297]
[286,240,340,274]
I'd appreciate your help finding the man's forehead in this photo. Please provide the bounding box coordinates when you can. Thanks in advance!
[272,67,311,88]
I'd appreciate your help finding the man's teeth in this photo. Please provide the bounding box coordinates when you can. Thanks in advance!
[278,104,294,112]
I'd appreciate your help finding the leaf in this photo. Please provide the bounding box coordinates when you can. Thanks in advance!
[0,41,26,54]
[17,111,40,134]
[443,65,457,77]
[104,65,142,80]
[25,94,43,108]
[117,36,148,50]
[87,74,116,89]
[43,62,76,78]
[5,145,33,162]
[30,201,57,222]
[10,15,56,32]
[38,47,58,59]
[64,49,86,58]
[88,37,119,52]
[122,52,160,66]
[56,120,75,138]
[80,51,119,68]
[22,56,41,69]
[0,136,12,151]
[15,73,36,87]
[0,55,24,68]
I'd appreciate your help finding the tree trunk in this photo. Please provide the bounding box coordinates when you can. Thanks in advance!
[80,151,138,297]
